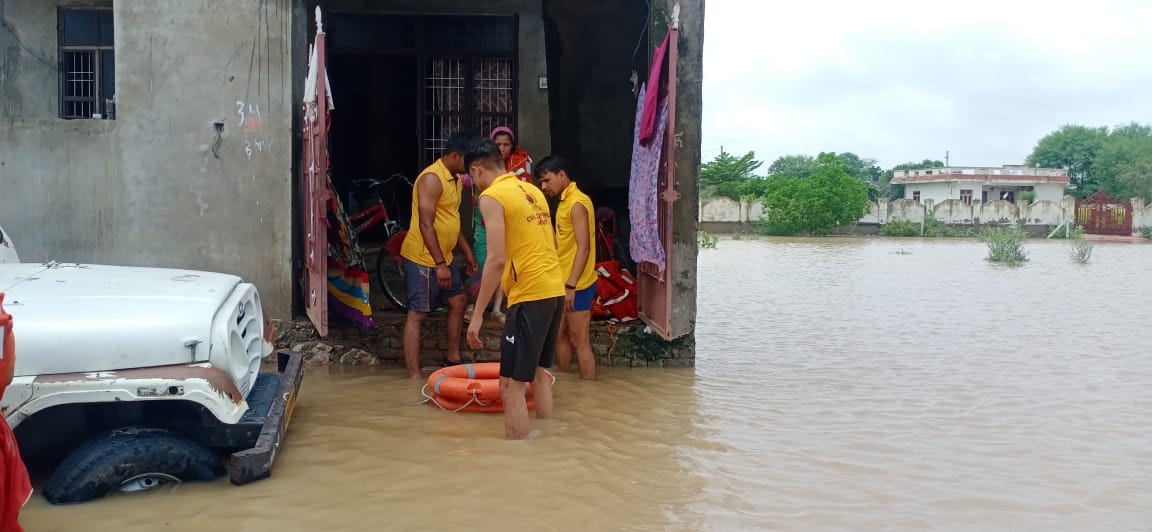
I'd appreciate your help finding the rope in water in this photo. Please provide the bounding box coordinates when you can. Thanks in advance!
[416,369,558,412]
[418,385,491,412]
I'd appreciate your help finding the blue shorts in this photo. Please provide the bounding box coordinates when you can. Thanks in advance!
[572,281,598,312]
[403,256,465,313]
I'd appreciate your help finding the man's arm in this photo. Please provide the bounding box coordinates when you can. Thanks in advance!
[457,231,478,275]
[567,203,592,288]
[470,197,506,322]
[416,173,446,264]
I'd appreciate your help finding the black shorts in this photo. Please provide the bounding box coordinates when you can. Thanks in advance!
[500,296,564,383]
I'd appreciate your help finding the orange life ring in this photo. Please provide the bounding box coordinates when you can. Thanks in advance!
[428,362,504,403]
[424,362,555,413]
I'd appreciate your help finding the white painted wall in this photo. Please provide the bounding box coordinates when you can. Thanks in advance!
[698,195,1087,229]
[1033,184,1066,203]
[700,197,742,222]
[906,181,1066,205]
[904,182,954,203]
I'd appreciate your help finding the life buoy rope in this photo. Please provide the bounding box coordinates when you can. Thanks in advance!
[416,364,556,413]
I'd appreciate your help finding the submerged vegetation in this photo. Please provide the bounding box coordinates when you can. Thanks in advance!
[982,226,1029,265]
[878,212,975,238]
[698,231,719,249]
[1068,238,1094,264]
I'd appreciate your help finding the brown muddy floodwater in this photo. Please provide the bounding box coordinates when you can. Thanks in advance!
[20,238,1152,531]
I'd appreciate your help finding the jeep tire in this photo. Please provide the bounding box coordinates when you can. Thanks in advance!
[43,427,224,504]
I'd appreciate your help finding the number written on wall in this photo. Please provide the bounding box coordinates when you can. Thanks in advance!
[236,100,268,160]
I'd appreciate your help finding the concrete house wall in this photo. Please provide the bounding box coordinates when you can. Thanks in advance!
[904,182,1066,204]
[1,0,296,316]
[1,0,704,344]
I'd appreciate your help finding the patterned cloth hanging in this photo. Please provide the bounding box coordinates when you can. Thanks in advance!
[628,83,669,272]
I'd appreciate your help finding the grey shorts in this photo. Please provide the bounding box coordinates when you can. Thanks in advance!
[402,256,464,313]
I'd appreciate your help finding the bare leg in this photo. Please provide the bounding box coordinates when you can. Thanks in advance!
[501,377,531,439]
[556,314,573,372]
[445,294,466,363]
[566,310,595,380]
[492,290,506,321]
[533,367,554,419]
[403,311,426,379]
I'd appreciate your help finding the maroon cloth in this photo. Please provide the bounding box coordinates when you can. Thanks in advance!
[638,31,671,146]
[0,417,31,532]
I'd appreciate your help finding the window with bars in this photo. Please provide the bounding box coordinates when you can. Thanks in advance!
[419,17,517,165]
[326,13,517,166]
[960,189,973,205]
[58,7,115,119]
[422,57,515,164]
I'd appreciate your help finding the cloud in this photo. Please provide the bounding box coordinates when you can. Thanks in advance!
[703,0,1152,169]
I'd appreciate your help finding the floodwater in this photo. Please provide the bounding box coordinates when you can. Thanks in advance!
[20,237,1152,531]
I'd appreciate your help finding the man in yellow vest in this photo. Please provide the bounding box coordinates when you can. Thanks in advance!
[465,140,564,439]
[535,156,599,380]
[399,133,478,379]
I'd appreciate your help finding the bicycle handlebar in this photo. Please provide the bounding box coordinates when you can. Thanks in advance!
[352,173,413,190]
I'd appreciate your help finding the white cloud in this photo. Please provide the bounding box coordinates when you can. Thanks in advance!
[702,0,1152,169]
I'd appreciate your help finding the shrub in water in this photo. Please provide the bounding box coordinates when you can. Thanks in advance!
[698,231,719,249]
[982,226,1028,265]
[880,219,920,237]
[1068,239,1093,263]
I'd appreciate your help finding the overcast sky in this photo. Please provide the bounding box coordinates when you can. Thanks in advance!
[701,0,1152,170]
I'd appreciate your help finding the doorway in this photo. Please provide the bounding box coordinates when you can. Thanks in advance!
[328,53,419,243]
[324,12,520,246]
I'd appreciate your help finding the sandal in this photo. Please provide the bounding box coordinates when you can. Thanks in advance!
[443,357,463,367]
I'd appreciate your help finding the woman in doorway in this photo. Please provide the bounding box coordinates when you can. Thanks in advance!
[465,126,533,323]
[490,126,533,182]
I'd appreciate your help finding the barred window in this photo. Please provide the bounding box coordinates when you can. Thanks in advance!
[59,7,115,119]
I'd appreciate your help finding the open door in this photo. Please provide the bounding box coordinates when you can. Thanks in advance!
[637,18,680,340]
[301,7,333,336]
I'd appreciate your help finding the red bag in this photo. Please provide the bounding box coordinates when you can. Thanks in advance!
[591,221,639,323]
[595,265,638,323]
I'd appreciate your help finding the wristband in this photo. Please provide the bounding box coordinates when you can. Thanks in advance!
[435,260,447,266]
[565,284,577,290]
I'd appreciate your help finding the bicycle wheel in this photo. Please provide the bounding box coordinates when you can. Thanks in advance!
[376,241,408,312]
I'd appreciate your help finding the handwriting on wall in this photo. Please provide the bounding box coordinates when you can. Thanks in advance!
[236,100,268,160]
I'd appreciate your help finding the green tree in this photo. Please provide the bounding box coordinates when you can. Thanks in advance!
[1095,133,1152,202]
[767,154,819,179]
[1026,124,1109,196]
[835,152,883,182]
[1114,160,1152,203]
[759,153,872,235]
[767,153,879,182]
[700,149,764,200]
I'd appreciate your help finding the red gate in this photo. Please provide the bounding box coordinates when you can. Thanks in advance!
[1076,191,1132,236]
[301,8,333,336]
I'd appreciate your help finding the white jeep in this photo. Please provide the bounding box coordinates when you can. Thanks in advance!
[0,224,304,504]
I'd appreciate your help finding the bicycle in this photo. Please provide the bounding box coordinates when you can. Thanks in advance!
[348,173,413,311]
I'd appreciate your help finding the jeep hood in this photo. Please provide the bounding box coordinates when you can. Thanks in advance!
[1,262,242,377]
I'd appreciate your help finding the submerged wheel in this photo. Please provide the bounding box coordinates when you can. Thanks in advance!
[43,427,223,505]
